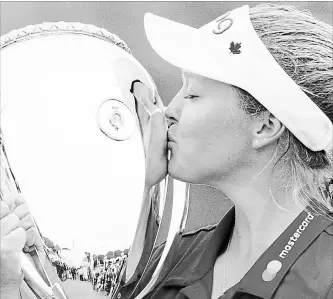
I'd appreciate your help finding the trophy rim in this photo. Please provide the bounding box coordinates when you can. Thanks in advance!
[0,21,132,55]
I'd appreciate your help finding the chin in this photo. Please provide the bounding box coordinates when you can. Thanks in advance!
[168,160,186,182]
[168,159,202,184]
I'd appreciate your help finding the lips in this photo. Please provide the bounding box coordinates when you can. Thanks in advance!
[167,131,176,143]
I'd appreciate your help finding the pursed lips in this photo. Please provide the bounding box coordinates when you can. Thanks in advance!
[167,131,176,143]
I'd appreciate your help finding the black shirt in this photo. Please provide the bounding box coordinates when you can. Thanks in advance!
[115,206,333,299]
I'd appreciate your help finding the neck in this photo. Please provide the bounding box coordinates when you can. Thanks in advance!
[217,167,303,261]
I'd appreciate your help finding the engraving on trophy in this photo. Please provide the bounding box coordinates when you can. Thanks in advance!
[97,99,136,141]
[109,107,124,131]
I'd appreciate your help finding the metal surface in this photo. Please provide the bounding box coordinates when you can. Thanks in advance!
[134,180,189,299]
[0,22,168,299]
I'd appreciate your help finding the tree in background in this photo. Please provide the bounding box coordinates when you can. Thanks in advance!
[106,251,114,259]
[114,250,122,258]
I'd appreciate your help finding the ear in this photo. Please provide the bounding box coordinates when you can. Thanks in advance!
[252,112,286,149]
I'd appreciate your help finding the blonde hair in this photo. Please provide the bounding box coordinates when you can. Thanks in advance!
[235,4,333,216]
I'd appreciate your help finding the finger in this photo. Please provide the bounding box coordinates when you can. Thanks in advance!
[24,227,43,249]
[135,90,150,133]
[6,193,26,212]
[19,214,35,230]
[0,213,20,237]
[1,227,27,253]
[0,201,11,219]
[25,227,37,247]
[132,82,161,116]
[12,203,30,220]
[12,203,30,219]
[12,194,27,209]
[149,110,168,138]
[154,89,166,113]
[150,110,167,128]
[1,192,16,210]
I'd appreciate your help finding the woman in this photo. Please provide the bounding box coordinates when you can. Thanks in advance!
[115,3,333,299]
[1,3,332,299]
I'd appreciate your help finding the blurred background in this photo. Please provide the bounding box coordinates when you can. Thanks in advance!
[1,1,332,233]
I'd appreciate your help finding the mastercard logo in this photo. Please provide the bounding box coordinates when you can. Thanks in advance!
[262,260,282,282]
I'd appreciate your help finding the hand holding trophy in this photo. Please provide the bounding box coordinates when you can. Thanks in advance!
[0,194,46,298]
[131,82,168,188]
[0,199,26,298]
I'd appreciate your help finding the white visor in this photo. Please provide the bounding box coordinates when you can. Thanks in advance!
[144,5,333,153]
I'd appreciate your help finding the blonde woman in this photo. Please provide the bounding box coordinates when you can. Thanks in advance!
[1,3,332,299]
[116,3,333,299]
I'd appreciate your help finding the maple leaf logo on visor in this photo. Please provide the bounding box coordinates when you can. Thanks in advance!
[229,41,241,54]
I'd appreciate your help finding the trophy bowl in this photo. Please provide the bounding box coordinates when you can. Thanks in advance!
[0,22,176,299]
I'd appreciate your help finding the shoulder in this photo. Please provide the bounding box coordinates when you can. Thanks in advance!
[278,215,333,298]
[302,213,333,266]
[316,214,333,251]
[323,282,333,299]
[324,220,333,236]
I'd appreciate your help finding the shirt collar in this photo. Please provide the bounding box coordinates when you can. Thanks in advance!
[164,206,235,287]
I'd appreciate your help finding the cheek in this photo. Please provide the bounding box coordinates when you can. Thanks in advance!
[179,104,243,152]
[175,104,250,175]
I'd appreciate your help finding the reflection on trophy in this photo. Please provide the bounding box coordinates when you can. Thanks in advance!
[0,22,190,299]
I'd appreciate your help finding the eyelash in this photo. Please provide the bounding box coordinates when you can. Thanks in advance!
[184,95,199,99]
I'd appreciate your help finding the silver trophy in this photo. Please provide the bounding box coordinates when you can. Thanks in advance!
[0,22,190,299]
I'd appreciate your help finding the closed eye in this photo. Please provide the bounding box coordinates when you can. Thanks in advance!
[184,95,199,99]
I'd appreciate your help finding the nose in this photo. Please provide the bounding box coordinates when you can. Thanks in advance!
[166,117,176,129]
[165,91,183,128]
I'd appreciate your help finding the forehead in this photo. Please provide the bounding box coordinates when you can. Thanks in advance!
[181,71,209,90]
[181,70,232,92]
